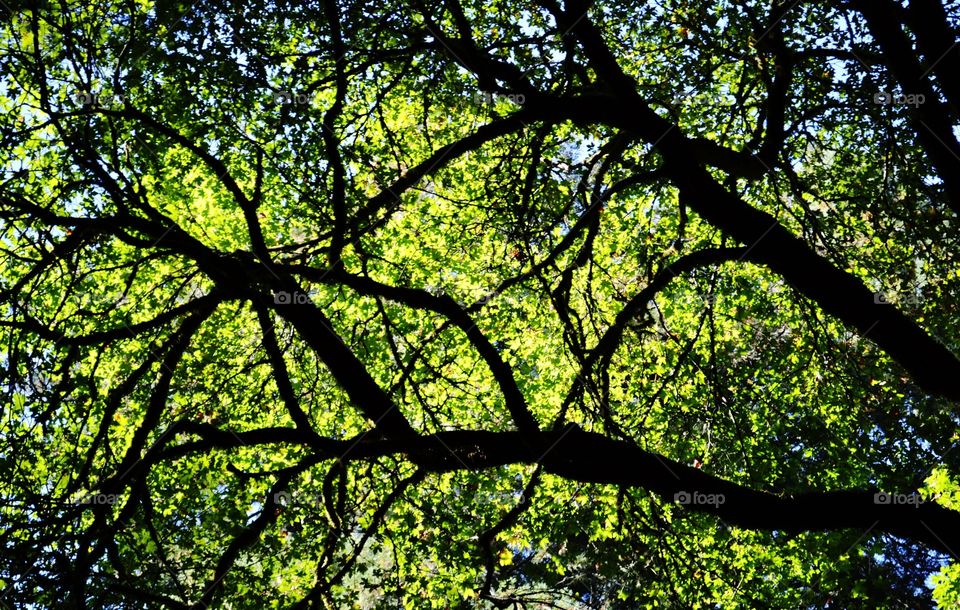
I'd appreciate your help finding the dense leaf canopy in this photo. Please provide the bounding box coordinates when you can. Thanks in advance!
[2,0,960,607]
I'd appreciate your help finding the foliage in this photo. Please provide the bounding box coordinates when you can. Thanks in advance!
[1,0,960,607]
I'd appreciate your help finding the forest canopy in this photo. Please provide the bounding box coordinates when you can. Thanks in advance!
[2,0,960,607]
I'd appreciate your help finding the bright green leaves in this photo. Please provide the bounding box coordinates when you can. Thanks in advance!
[2,0,960,607]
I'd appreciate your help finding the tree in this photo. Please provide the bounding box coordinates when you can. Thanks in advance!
[1,0,960,607]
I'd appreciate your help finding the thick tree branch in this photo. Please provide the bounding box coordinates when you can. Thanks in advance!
[663,159,960,401]
[160,424,960,556]
[281,266,541,434]
[845,0,960,211]
[266,290,418,439]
